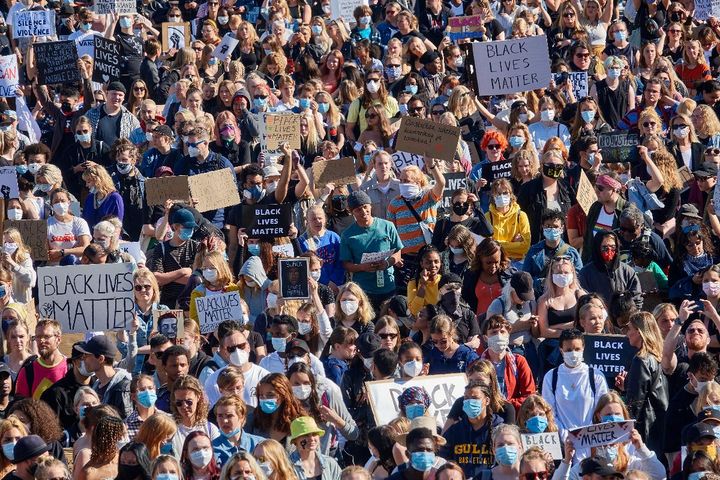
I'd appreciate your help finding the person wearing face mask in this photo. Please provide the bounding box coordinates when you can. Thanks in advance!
[669,114,706,174]
[345,72,399,142]
[389,416,448,480]
[188,251,239,322]
[602,21,639,71]
[116,442,152,480]
[590,56,635,129]
[580,173,625,263]
[0,228,34,305]
[486,178,531,262]
[46,188,92,266]
[489,424,525,480]
[209,112,251,171]
[360,150,402,222]
[4,435,51,480]
[107,140,148,241]
[211,395,264,468]
[179,431,219,480]
[528,97,571,152]
[431,188,493,252]
[299,209,344,293]
[259,318,326,376]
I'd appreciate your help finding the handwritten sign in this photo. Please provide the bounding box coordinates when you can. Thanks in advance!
[576,169,597,215]
[260,113,301,152]
[118,242,144,264]
[241,204,293,238]
[395,117,460,163]
[584,334,637,387]
[34,41,80,85]
[4,220,48,260]
[93,36,122,83]
[481,160,513,184]
[0,167,19,200]
[13,10,55,38]
[391,151,424,171]
[366,373,467,426]
[471,36,551,95]
[37,263,134,332]
[448,15,484,41]
[279,258,310,300]
[145,175,191,206]
[696,0,720,20]
[521,433,563,460]
[442,172,468,210]
[568,421,635,449]
[568,71,588,99]
[213,33,239,61]
[93,0,136,14]
[195,291,243,334]
[313,157,356,187]
[161,22,190,51]
[330,0,367,25]
[598,131,639,163]
[0,55,18,97]
[145,170,239,212]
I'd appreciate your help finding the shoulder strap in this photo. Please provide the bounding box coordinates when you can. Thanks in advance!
[551,367,558,395]
[402,198,423,223]
[21,355,38,396]
[589,367,596,396]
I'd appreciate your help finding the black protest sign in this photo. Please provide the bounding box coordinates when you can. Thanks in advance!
[241,204,292,238]
[279,258,310,300]
[583,334,637,387]
[481,160,513,185]
[441,172,468,210]
[92,36,121,83]
[34,41,80,85]
[598,131,639,163]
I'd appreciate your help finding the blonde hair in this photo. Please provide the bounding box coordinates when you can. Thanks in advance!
[255,439,298,480]
[511,149,540,181]
[694,105,720,138]
[402,165,429,188]
[219,452,267,480]
[201,250,234,288]
[334,282,375,326]
[36,164,63,188]
[81,164,116,198]
[2,228,31,263]
[517,394,558,433]
[133,267,160,304]
[628,311,663,361]
[0,416,29,467]
[135,414,178,458]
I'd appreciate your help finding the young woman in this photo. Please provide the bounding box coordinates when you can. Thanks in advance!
[170,376,219,453]
[676,40,712,97]
[398,341,426,381]
[134,414,177,459]
[1,315,32,377]
[320,327,358,386]
[486,178,531,262]
[428,315,479,375]
[439,225,476,280]
[299,206,344,291]
[217,452,266,480]
[127,80,149,116]
[210,111,251,169]
[407,246,443,316]
[46,188,91,265]
[150,456,184,480]
[189,251,238,323]
[692,105,720,148]
[116,443,152,480]
[431,189,490,251]
[180,431,219,480]
[334,282,375,335]
[251,373,306,444]
[288,416,342,479]
[356,105,393,153]
[253,439,299,480]
[602,20,638,70]
[125,374,162,441]
[81,164,124,230]
[516,394,558,434]
[590,56,635,130]
[0,415,28,477]
[575,301,613,334]
[461,239,512,315]
[490,424,524,480]
[528,96,571,151]
[569,96,611,140]
[669,113,704,174]
[77,415,126,480]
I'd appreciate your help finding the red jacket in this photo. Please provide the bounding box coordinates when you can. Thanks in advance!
[480,350,536,410]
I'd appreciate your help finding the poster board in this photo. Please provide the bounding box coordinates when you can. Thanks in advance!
[93,0,136,14]
[395,117,460,163]
[366,373,467,426]
[330,0,367,25]
[0,166,19,200]
[568,71,588,99]
[34,41,80,85]
[4,220,48,260]
[13,10,55,38]
[93,36,122,83]
[161,22,191,51]
[521,433,563,460]
[568,420,635,449]
[195,292,243,334]
[145,175,191,206]
[212,33,239,61]
[597,131,639,163]
[583,334,637,387]
[279,258,309,300]
[391,151,424,171]
[241,204,293,238]
[259,113,302,153]
[152,309,184,339]
[118,242,144,264]
[448,15,485,41]
[575,169,597,215]
[145,170,240,212]
[312,157,356,187]
[441,172,468,210]
[37,263,135,332]
[695,0,720,20]
[481,160,513,185]
[0,55,18,97]
[471,36,551,95]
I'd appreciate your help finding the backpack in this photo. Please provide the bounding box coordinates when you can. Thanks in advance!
[16,355,39,397]
[551,365,596,396]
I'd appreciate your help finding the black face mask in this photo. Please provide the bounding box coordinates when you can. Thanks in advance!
[331,195,348,213]
[61,101,72,113]
[542,163,563,179]
[0,25,8,34]
[452,201,469,216]
[117,464,145,480]
[440,289,462,312]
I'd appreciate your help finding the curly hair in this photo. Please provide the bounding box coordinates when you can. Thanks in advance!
[89,415,125,465]
[8,398,63,443]
[171,376,209,426]
[253,373,306,435]
[517,394,559,433]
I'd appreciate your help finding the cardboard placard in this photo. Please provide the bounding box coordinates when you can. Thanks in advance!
[152,309,184,339]
[471,36,551,95]
[34,41,80,86]
[391,151,424,171]
[568,421,635,449]
[312,157,356,187]
[0,55,18,98]
[13,10,55,38]
[330,0,367,25]
[583,334,637,387]
[678,166,694,187]
[161,22,191,51]
[576,169,597,215]
[597,131,639,163]
[447,15,485,41]
[92,36,122,83]
[241,204,293,238]
[0,167,19,200]
[695,0,720,20]
[195,292,243,334]
[93,0,136,14]
[395,117,460,163]
[441,172,468,210]
[212,33,239,61]
[360,250,394,264]
[481,160,513,184]
[568,71,588,99]
[279,258,309,300]
[521,433,563,460]
[145,170,240,212]
[260,113,302,152]
[37,263,135,332]
[366,373,467,426]
[4,220,48,261]
[145,175,192,206]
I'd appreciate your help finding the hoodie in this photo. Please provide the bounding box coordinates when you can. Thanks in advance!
[239,256,271,324]
[94,368,132,419]
[485,202,531,260]
[577,230,642,309]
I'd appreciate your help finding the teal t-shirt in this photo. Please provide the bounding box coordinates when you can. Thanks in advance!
[340,218,403,294]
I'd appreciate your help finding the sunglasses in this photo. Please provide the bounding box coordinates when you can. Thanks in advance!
[255,95,268,100]
[706,148,720,156]
[378,333,398,340]
[186,140,206,148]
[154,351,166,359]
[134,285,152,292]
[521,473,549,480]
[600,245,617,252]
[134,87,146,92]
[642,121,657,127]
[365,113,378,119]
[669,29,682,33]
[574,52,590,58]
[174,399,194,408]
[487,144,502,150]
[226,343,247,353]
[432,109,445,115]
[673,124,689,129]
[409,106,424,113]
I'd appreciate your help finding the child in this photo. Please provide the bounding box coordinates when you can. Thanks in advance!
[629,241,668,291]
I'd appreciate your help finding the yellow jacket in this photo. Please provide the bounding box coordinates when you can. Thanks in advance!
[486,202,531,260]
[189,282,241,323]
[407,275,441,316]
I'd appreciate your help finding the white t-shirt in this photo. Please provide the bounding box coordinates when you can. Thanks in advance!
[258,351,326,377]
[69,30,101,59]
[594,205,615,236]
[205,362,270,408]
[529,121,571,151]
[47,215,90,250]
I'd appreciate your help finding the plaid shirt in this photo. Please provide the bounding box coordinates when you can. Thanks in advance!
[125,409,172,441]
[350,25,382,47]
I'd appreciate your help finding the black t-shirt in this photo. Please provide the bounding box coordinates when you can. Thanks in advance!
[116,31,144,76]
[96,108,122,145]
[147,239,200,307]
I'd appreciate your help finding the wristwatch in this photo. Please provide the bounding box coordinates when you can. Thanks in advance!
[60,249,65,257]
[674,316,683,327]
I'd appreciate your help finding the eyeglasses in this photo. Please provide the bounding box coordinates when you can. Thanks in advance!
[134,285,152,292]
[186,140,206,148]
[487,144,502,150]
[134,87,146,92]
[563,11,575,16]
[174,399,194,408]
[669,29,682,33]
[432,109,445,115]
[642,121,657,127]
[36,334,57,341]
[673,124,689,129]
[255,95,268,100]
[600,245,617,252]
[521,473,549,480]
[574,52,590,58]
[226,343,247,353]
[378,333,398,340]
[409,106,424,113]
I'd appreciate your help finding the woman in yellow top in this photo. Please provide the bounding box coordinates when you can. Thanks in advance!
[189,251,239,322]
[485,178,531,261]
[407,245,442,316]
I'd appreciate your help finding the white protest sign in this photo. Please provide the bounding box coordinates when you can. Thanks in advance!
[696,0,720,20]
[13,10,55,38]
[213,33,239,61]
[37,263,135,332]
[195,291,243,334]
[568,420,635,449]
[471,36,551,95]
[568,71,588,99]
[521,433,563,460]
[0,55,18,98]
[365,373,467,426]
[391,150,424,172]
[330,0,367,25]
[119,242,144,264]
[361,250,394,264]
[93,0,136,14]
[0,166,19,199]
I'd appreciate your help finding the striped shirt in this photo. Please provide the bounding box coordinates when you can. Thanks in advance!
[387,189,442,254]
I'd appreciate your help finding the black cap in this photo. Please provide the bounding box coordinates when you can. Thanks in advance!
[12,435,49,464]
[286,338,310,354]
[107,81,127,94]
[419,51,440,65]
[357,332,382,359]
[348,190,371,210]
[697,408,720,423]
[0,363,10,377]
[510,271,534,302]
[71,342,85,360]
[76,335,118,359]
[579,458,624,478]
[679,203,703,219]
[683,422,717,445]
[439,273,462,289]
[59,4,74,16]
[693,161,718,178]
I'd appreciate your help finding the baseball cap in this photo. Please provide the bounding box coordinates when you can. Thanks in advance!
[76,335,118,358]
[693,162,718,178]
[286,338,310,355]
[683,422,717,445]
[357,332,381,359]
[70,342,85,360]
[386,295,412,329]
[510,271,534,302]
[170,208,197,229]
[153,124,174,138]
[155,166,174,177]
[419,51,440,65]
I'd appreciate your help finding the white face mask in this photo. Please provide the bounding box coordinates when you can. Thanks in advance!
[5,208,21,221]
[340,300,359,315]
[267,292,278,308]
[540,109,555,121]
[399,182,421,199]
[562,350,583,368]
[494,194,511,208]
[487,334,509,354]
[229,348,249,366]
[202,268,218,283]
[403,360,423,377]
[366,80,380,93]
[3,243,17,255]
[552,273,573,288]
[292,384,313,400]
[53,202,70,216]
[310,270,321,281]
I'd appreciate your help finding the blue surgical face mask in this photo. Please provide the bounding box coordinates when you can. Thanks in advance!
[271,336,287,352]
[318,102,329,113]
[509,135,525,148]
[80,22,92,31]
[159,442,174,455]
[614,30,627,42]
[178,228,194,241]
[607,68,621,79]
[405,84,418,95]
[526,415,548,433]
[543,227,562,241]
[495,445,518,466]
[581,110,596,123]
[79,405,88,419]
[221,426,242,438]
[253,97,267,109]
[248,244,260,256]
[2,441,15,461]
[119,17,133,28]
[15,164,27,175]
[259,398,279,414]
[587,152,597,166]
[311,25,322,35]
[299,98,311,110]
[601,414,624,423]
[76,132,91,143]
[137,390,157,408]
[410,451,435,472]
[386,66,402,79]
[689,473,710,480]
[462,398,483,418]
[405,403,425,420]
[597,445,618,462]
[156,474,179,480]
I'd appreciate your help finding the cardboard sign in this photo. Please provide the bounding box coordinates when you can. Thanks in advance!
[521,433,563,460]
[576,169,597,215]
[4,220,48,260]
[195,292,243,334]
[92,36,122,83]
[37,263,135,332]
[395,117,461,163]
[481,160,513,184]
[260,113,302,152]
[584,334,637,387]
[0,55,18,97]
[241,204,293,238]
[568,71,588,99]
[145,175,191,206]
[696,0,720,20]
[93,0,136,14]
[34,41,80,85]
[279,258,309,300]
[597,131,639,163]
[330,0,367,25]
[448,15,485,41]
[145,169,240,213]
[13,10,55,38]
[391,151,424,171]
[441,172,468,210]
[471,36,551,95]
[213,33,239,61]
[0,167,19,200]
[161,22,191,51]
[568,421,635,449]
[366,373,467,426]
[152,309,184,339]
[312,157,356,187]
